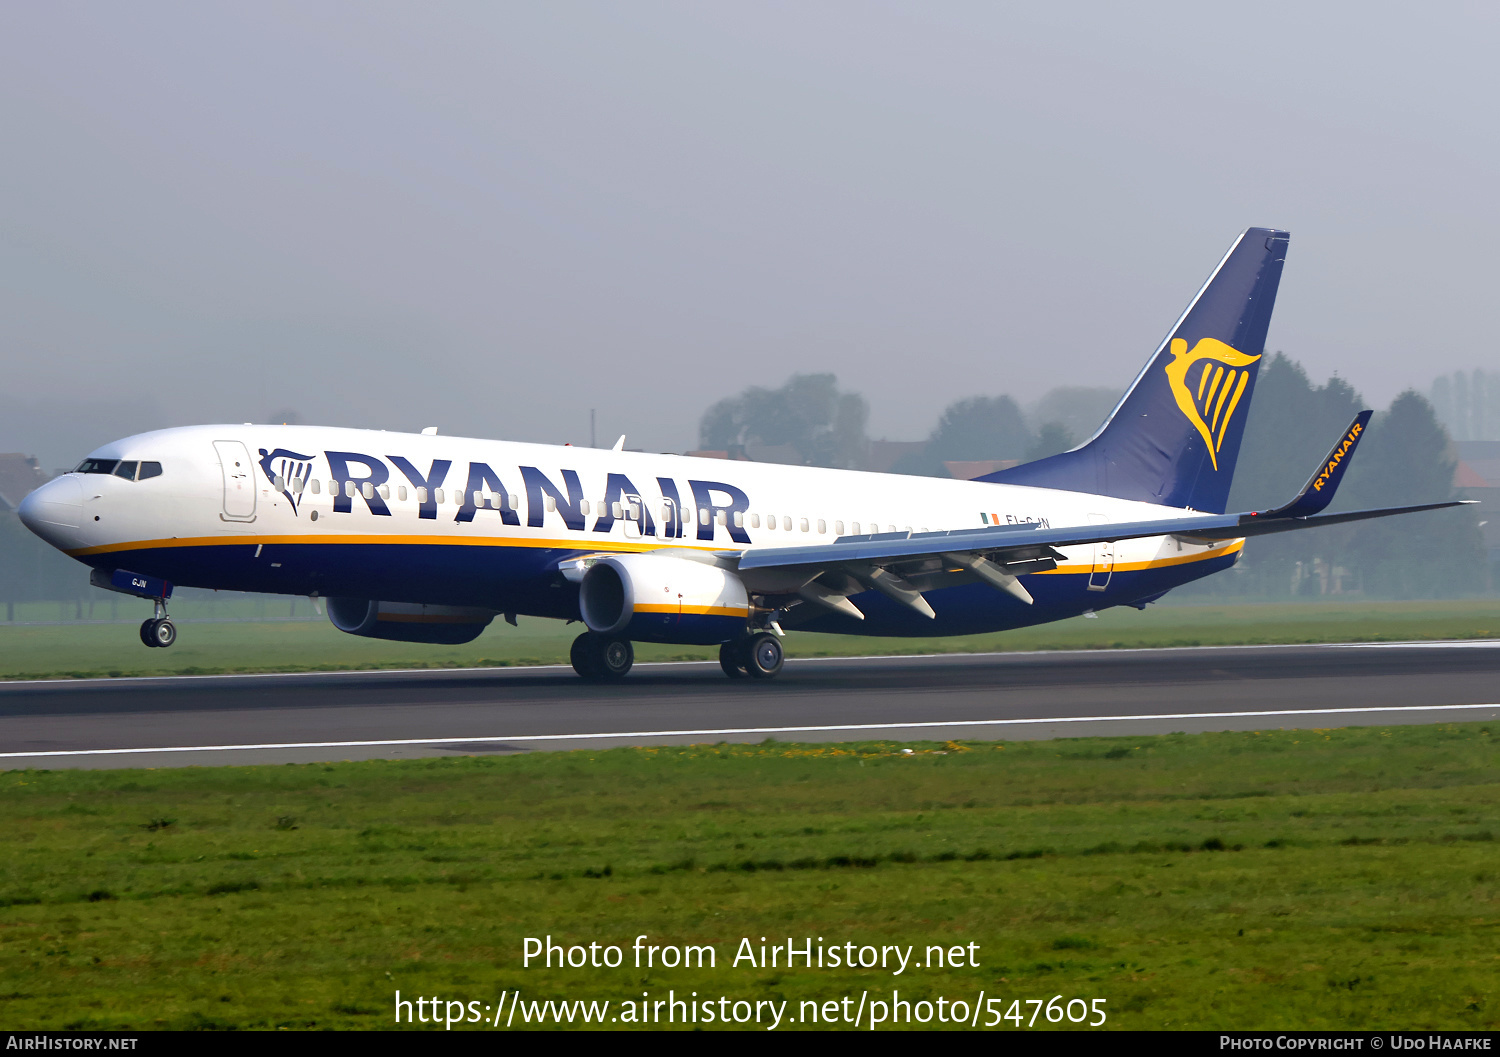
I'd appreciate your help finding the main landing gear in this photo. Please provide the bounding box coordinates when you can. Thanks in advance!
[139,600,175,648]
[718,632,783,680]
[569,630,785,682]
[570,632,635,682]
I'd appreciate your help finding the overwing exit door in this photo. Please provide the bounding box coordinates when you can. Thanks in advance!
[621,493,644,539]
[658,496,680,539]
[1087,513,1113,591]
[214,440,257,522]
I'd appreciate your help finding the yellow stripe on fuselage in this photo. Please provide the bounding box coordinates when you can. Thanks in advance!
[1031,538,1244,573]
[64,532,714,558]
[633,603,750,617]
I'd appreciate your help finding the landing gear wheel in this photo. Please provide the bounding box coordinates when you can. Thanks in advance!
[140,619,159,648]
[745,632,783,679]
[719,639,749,679]
[595,636,634,681]
[150,618,176,648]
[570,633,634,681]
[570,632,598,679]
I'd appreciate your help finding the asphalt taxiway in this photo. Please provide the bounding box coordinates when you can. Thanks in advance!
[1,641,1496,768]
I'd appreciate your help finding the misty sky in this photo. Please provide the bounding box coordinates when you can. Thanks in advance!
[2,2,1497,469]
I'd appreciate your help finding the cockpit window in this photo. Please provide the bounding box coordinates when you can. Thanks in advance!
[74,458,162,480]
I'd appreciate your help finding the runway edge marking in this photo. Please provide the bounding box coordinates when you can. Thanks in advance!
[2,703,1496,760]
[3,639,1498,689]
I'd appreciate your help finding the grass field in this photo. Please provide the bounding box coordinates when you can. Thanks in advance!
[0,598,1497,680]
[1,723,1496,1030]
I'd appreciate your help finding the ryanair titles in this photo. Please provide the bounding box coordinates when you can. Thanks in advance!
[259,446,753,544]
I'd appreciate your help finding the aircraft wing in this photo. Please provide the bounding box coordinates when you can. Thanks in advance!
[727,413,1474,619]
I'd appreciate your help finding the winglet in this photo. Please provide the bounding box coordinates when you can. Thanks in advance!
[1252,410,1373,520]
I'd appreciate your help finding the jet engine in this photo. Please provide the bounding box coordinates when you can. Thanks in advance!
[326,598,496,644]
[579,553,751,644]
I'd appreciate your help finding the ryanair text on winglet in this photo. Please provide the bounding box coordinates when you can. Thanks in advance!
[1311,421,1363,493]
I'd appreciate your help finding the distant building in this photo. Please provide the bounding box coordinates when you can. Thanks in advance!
[864,440,927,474]
[0,454,47,514]
[1455,441,1500,568]
[943,459,1021,481]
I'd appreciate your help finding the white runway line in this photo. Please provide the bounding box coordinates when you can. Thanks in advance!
[1323,640,1500,649]
[1,702,1495,760]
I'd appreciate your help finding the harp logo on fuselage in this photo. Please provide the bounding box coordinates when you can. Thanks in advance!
[1164,337,1262,471]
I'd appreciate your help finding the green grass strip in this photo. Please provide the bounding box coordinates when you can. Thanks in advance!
[1,723,1497,1029]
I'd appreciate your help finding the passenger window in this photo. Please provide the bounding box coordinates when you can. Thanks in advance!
[508,493,519,511]
[800,518,809,532]
[434,488,445,504]
[750,513,761,528]
[699,507,710,526]
[310,479,321,495]
[733,511,745,528]
[545,495,557,513]
[398,485,407,501]
[766,514,776,530]
[612,502,623,518]
[835,520,844,535]
[817,519,826,534]
[379,483,390,499]
[329,480,338,494]
[851,522,860,534]
[361,482,374,499]
[580,500,591,516]
[138,461,163,480]
[113,461,138,481]
[416,487,428,504]
[783,516,792,531]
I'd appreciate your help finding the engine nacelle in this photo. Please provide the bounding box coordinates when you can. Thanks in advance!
[326,598,496,645]
[579,554,751,644]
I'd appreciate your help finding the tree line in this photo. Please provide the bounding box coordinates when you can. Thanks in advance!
[699,359,1492,598]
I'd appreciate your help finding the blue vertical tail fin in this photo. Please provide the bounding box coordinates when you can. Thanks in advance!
[982,227,1289,513]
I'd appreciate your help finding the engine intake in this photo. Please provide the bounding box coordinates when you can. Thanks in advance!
[326,598,496,644]
[579,554,750,644]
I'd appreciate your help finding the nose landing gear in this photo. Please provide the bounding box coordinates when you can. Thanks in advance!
[139,600,176,648]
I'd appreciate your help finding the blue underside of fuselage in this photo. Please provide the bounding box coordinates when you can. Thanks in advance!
[80,543,1237,640]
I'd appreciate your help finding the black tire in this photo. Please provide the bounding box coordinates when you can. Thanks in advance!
[139,619,159,648]
[151,618,177,648]
[594,636,634,681]
[745,632,783,679]
[570,632,598,680]
[719,639,749,679]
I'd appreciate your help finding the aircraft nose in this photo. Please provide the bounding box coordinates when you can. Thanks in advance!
[17,475,85,549]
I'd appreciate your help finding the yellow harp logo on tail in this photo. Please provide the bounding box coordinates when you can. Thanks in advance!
[1164,337,1262,471]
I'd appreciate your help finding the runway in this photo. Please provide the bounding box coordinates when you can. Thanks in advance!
[1,641,1497,769]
